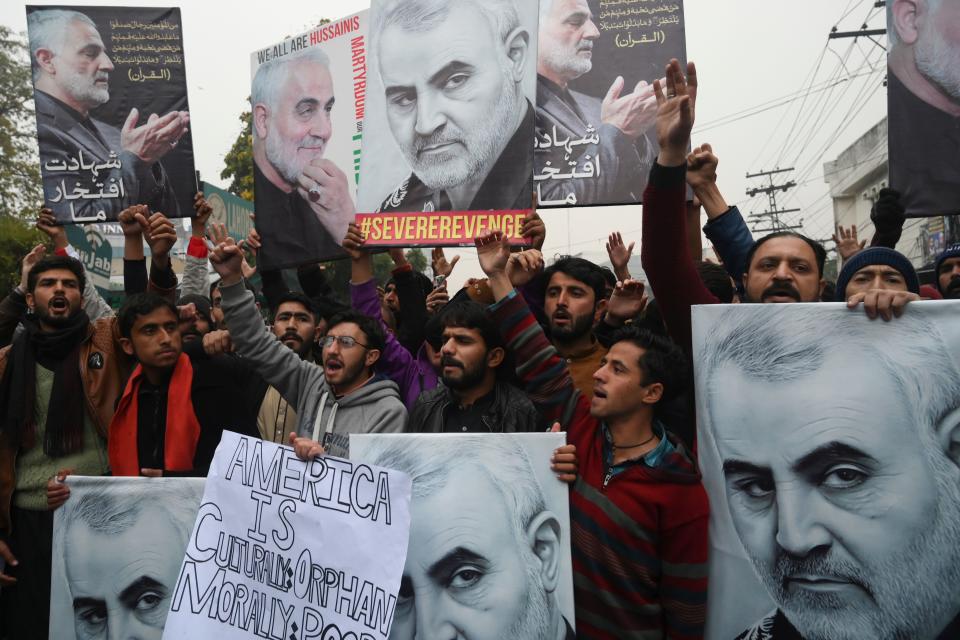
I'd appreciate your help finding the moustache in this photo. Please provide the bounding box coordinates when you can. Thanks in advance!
[946,277,960,293]
[762,282,801,302]
[298,135,325,151]
[440,355,464,369]
[772,551,872,597]
[281,331,303,343]
[414,128,463,156]
[576,41,594,52]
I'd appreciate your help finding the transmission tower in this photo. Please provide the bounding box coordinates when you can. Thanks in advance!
[745,167,803,234]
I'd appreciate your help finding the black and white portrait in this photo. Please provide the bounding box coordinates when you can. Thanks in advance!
[356,0,538,215]
[887,0,960,217]
[693,302,960,640]
[49,477,204,640]
[249,14,365,270]
[26,6,195,224]
[350,433,576,640]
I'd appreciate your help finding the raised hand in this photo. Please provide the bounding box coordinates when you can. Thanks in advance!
[425,286,450,315]
[203,329,234,356]
[653,59,697,166]
[506,249,545,288]
[192,192,213,238]
[20,244,47,290]
[475,229,511,278]
[686,143,718,192]
[118,204,149,237]
[606,279,648,324]
[207,222,244,285]
[36,208,67,249]
[342,222,368,261]
[135,211,177,261]
[431,247,460,279]
[832,225,866,262]
[520,211,546,251]
[605,232,635,281]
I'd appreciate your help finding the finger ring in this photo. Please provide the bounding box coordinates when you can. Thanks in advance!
[308,185,323,203]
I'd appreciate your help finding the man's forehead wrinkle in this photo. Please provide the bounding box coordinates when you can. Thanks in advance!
[379,30,492,88]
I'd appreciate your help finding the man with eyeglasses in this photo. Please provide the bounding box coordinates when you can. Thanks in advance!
[208,230,407,458]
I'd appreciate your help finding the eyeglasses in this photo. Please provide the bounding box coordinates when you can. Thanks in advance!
[321,335,369,349]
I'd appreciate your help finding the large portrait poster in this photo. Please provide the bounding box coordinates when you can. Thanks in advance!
[163,432,412,640]
[693,302,960,639]
[354,0,538,246]
[535,0,686,208]
[26,6,196,224]
[49,476,205,640]
[886,1,960,217]
[350,432,576,638]
[249,12,367,270]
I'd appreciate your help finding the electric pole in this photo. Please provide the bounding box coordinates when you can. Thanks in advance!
[745,167,803,234]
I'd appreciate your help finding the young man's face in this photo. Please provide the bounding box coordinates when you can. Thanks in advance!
[27,268,84,329]
[120,307,181,371]
[544,271,600,343]
[590,341,652,420]
[272,301,318,357]
[65,510,183,640]
[393,465,556,640]
[378,3,522,190]
[938,256,960,298]
[843,265,909,298]
[321,321,375,390]
[712,353,960,640]
[744,237,823,303]
[210,286,224,325]
[439,326,498,391]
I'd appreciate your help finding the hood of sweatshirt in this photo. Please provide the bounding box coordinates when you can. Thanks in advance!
[309,374,402,442]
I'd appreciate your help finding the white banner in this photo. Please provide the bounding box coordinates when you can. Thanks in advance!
[163,432,412,640]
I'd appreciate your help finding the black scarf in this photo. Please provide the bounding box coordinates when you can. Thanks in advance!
[0,310,90,456]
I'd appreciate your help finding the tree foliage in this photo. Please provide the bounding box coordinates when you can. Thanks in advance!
[220,108,254,201]
[0,215,42,293]
[0,26,42,220]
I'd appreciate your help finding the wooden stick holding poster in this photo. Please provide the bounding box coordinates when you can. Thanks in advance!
[162,432,412,640]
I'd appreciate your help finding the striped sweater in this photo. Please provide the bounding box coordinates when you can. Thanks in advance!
[490,291,709,639]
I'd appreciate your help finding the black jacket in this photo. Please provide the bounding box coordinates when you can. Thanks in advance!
[408,380,542,434]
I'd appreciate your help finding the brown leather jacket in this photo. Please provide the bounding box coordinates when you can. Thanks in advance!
[0,317,133,534]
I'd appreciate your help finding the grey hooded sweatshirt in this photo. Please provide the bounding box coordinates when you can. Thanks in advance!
[220,281,407,453]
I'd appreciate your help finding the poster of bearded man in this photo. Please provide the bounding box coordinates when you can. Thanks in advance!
[693,302,960,640]
[249,12,367,270]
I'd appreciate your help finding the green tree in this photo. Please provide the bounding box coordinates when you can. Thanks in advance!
[0,215,42,292]
[405,248,428,273]
[0,26,42,219]
[220,109,254,201]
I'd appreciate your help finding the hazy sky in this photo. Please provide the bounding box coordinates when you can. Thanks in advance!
[3,0,888,283]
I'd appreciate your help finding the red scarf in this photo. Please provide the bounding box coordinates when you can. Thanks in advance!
[108,353,201,476]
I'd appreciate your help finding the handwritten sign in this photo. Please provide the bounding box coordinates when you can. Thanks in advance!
[162,432,412,640]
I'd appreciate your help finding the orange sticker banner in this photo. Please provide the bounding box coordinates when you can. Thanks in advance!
[356,210,533,246]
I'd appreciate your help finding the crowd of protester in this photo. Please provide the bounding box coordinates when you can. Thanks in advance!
[0,59,956,640]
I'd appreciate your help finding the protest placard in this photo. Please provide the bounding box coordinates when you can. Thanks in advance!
[693,302,960,639]
[350,432,576,638]
[163,432,411,640]
[355,0,538,247]
[886,2,960,217]
[248,11,368,270]
[535,0,687,207]
[49,476,205,640]
[26,6,196,224]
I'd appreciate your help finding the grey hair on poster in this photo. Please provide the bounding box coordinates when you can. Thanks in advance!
[359,435,548,541]
[373,0,522,47]
[251,46,332,120]
[27,9,99,82]
[62,480,201,545]
[699,304,960,435]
